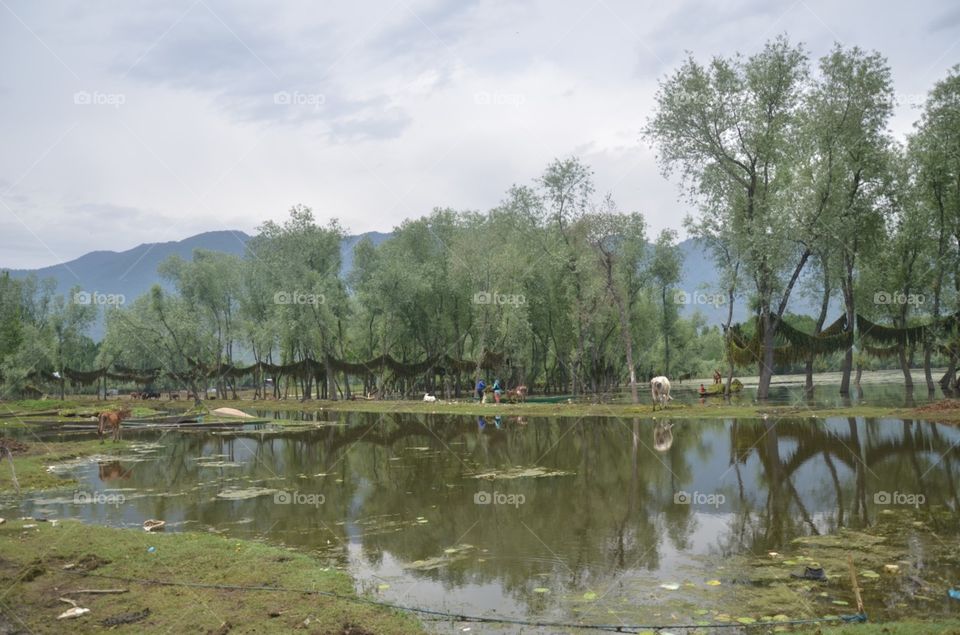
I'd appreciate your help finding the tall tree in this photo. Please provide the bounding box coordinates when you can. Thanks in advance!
[647,36,810,399]
[649,229,682,376]
[802,45,894,395]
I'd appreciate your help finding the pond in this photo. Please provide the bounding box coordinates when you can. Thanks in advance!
[7,409,960,631]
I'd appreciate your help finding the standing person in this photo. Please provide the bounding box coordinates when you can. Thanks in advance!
[476,378,486,401]
[493,378,503,404]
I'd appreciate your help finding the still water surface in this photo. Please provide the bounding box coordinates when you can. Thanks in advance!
[8,402,960,630]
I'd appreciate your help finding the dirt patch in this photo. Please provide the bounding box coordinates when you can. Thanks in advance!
[0,438,28,455]
[915,399,960,412]
[19,561,44,582]
[102,608,150,626]
[208,621,232,635]
[75,553,111,571]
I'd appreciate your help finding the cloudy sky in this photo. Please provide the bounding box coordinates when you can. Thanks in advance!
[1,0,957,268]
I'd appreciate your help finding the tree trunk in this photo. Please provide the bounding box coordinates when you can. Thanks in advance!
[898,343,913,389]
[757,313,775,400]
[839,257,855,396]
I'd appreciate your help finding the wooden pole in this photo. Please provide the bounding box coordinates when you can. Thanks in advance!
[848,554,864,614]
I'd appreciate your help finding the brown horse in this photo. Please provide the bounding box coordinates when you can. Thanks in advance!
[506,385,528,403]
[98,460,134,481]
[98,407,131,443]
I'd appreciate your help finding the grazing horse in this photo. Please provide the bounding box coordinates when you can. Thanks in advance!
[650,376,673,411]
[98,407,131,443]
[506,385,528,403]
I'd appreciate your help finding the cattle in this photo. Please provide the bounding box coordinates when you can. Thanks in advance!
[653,421,674,452]
[423,393,437,402]
[650,376,673,411]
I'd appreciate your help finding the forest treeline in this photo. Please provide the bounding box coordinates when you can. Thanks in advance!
[1,37,959,402]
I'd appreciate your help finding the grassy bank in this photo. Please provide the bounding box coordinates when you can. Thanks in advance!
[5,395,960,423]
[0,519,956,634]
[206,396,960,423]
[0,438,134,493]
[0,518,422,634]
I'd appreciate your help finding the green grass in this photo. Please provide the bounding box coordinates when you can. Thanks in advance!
[0,518,423,634]
[801,620,960,634]
[209,396,960,423]
[0,439,134,493]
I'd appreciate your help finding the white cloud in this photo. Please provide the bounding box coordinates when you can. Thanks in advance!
[0,0,957,267]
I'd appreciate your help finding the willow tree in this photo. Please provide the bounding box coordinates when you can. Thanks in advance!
[248,205,346,400]
[647,36,809,399]
[649,229,681,376]
[912,65,960,392]
[159,250,242,398]
[585,200,647,403]
[535,157,597,395]
[802,45,894,395]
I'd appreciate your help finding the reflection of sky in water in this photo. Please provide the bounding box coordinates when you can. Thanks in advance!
[8,412,960,629]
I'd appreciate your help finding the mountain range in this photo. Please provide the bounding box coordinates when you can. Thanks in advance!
[3,230,827,340]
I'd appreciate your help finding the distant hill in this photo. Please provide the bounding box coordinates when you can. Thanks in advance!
[674,239,837,325]
[3,230,830,340]
[3,229,391,339]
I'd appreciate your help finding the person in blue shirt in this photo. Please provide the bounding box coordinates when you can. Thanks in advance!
[476,378,486,401]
